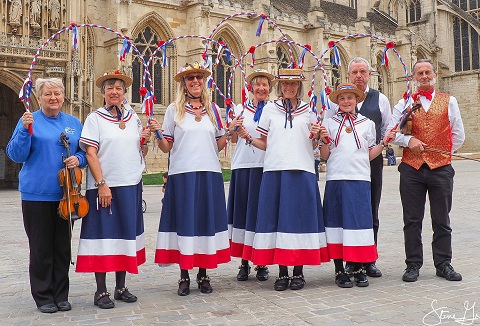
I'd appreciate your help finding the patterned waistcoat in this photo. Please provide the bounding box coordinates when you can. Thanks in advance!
[402,92,452,170]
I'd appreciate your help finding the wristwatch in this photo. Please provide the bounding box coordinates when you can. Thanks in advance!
[94,179,106,187]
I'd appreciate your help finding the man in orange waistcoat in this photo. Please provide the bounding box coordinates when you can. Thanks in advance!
[388,59,465,282]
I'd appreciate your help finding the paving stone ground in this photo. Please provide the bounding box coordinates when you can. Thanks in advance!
[2,160,480,325]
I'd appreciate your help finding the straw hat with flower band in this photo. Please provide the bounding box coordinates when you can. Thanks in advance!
[329,82,366,104]
[95,69,133,88]
[175,62,211,100]
[273,68,306,83]
[174,61,211,82]
[246,69,274,85]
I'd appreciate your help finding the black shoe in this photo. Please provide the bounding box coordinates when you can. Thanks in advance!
[365,263,382,277]
[289,275,306,290]
[177,278,190,296]
[255,265,269,281]
[38,303,58,313]
[197,275,213,294]
[56,301,71,311]
[436,264,462,281]
[94,292,115,309]
[353,269,369,287]
[402,263,420,282]
[344,262,355,276]
[114,287,137,303]
[273,275,290,291]
[335,271,353,288]
[236,264,251,281]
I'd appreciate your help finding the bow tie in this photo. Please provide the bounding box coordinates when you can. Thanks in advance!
[416,89,434,101]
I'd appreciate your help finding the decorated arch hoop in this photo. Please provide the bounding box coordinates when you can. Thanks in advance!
[225,38,324,127]
[316,33,412,123]
[205,11,296,68]
[143,34,246,128]
[19,22,149,134]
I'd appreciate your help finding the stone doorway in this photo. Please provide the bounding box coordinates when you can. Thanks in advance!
[0,83,24,189]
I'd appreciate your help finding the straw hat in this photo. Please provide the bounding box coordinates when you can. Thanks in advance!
[174,62,211,82]
[95,69,132,88]
[273,68,306,83]
[329,83,366,104]
[246,69,274,84]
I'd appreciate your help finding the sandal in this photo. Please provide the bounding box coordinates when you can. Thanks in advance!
[273,275,290,291]
[335,271,353,288]
[177,278,190,296]
[94,291,114,309]
[236,264,251,281]
[197,275,213,294]
[254,265,269,281]
[114,287,137,303]
[289,275,306,290]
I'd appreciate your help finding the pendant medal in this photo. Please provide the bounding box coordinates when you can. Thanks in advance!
[288,116,294,121]
[345,126,352,133]
[119,122,126,129]
[195,115,202,122]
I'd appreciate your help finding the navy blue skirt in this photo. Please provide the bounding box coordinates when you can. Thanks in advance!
[154,171,230,269]
[323,180,377,262]
[76,182,145,273]
[227,167,263,259]
[250,170,329,266]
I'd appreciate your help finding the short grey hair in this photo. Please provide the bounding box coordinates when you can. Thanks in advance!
[35,78,65,97]
[101,79,127,94]
[412,59,436,74]
[347,57,371,72]
[250,76,273,94]
[275,80,305,99]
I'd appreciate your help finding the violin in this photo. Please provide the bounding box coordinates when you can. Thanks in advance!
[399,102,422,135]
[58,132,89,221]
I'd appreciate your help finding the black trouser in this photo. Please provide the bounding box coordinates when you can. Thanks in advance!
[399,163,454,268]
[22,201,71,307]
[370,154,383,246]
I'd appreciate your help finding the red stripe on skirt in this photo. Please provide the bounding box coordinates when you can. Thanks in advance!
[154,248,231,270]
[327,243,378,262]
[76,248,146,274]
[251,248,330,266]
[230,240,253,260]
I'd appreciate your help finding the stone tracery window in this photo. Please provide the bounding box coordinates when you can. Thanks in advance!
[211,37,234,108]
[452,0,480,71]
[406,0,421,23]
[329,51,341,90]
[132,26,173,105]
[276,45,291,72]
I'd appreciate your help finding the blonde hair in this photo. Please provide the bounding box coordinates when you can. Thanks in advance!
[35,78,65,97]
[174,78,218,129]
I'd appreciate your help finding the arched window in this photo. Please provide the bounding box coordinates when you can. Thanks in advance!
[406,0,421,23]
[452,0,480,71]
[132,26,174,105]
[329,51,341,90]
[277,45,291,72]
[211,37,234,108]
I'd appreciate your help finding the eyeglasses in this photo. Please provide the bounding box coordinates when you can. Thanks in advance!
[185,74,204,81]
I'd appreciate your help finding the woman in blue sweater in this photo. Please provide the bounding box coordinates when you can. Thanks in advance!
[7,78,86,313]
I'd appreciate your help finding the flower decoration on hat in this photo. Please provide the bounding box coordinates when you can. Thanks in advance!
[174,61,211,82]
